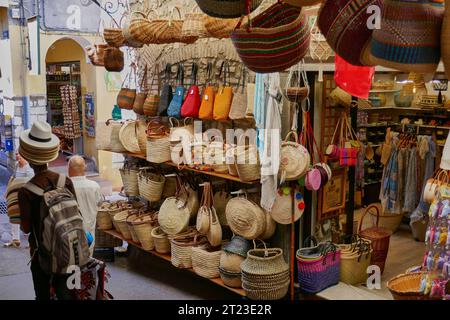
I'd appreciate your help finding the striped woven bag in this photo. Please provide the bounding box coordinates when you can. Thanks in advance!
[318,0,382,66]
[143,65,161,116]
[231,2,310,73]
[370,0,444,73]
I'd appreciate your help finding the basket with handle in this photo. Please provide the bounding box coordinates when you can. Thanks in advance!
[137,167,166,202]
[219,267,242,288]
[171,231,208,269]
[234,136,260,182]
[97,201,114,230]
[358,205,392,274]
[339,237,373,285]
[108,202,124,231]
[119,120,141,154]
[146,120,171,163]
[113,209,133,240]
[152,6,197,44]
[143,64,161,116]
[126,211,141,243]
[132,209,159,251]
[192,243,223,279]
[151,226,171,254]
[119,164,140,197]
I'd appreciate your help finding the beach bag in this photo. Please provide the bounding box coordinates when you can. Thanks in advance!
[132,66,148,115]
[213,61,233,121]
[143,64,161,116]
[158,64,173,116]
[229,66,248,120]
[181,63,201,118]
[117,66,136,110]
[167,63,185,118]
[199,62,216,120]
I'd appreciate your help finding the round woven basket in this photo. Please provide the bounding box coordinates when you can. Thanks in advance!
[225,197,266,240]
[126,213,141,243]
[151,226,171,253]
[119,168,140,197]
[280,132,310,181]
[158,197,191,236]
[147,136,171,163]
[119,121,141,154]
[138,169,166,202]
[219,267,242,288]
[132,212,158,251]
[387,272,430,300]
[113,210,133,240]
[171,234,208,269]
[242,280,290,300]
[192,244,222,278]
[241,248,289,276]
[235,146,260,182]
[270,188,303,224]
[220,251,245,273]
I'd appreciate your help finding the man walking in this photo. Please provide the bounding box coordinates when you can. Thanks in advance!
[68,155,102,253]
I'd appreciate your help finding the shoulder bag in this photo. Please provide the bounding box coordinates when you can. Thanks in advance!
[133,65,148,115]
[157,64,174,116]
[229,66,247,120]
[213,61,233,121]
[181,62,201,118]
[144,64,161,116]
[199,62,216,120]
[167,63,185,118]
[117,66,136,110]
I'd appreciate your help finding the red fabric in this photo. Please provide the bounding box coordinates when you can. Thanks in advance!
[181,86,201,118]
[339,148,358,167]
[334,54,375,99]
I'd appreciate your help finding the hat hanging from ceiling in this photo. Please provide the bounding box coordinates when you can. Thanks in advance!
[370,0,444,73]
[19,121,60,165]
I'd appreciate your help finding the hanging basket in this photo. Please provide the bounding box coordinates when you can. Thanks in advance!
[103,28,126,47]
[279,131,310,182]
[203,16,239,39]
[151,226,171,254]
[181,6,208,39]
[231,2,310,73]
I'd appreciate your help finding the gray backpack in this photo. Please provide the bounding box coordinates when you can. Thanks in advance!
[24,174,90,274]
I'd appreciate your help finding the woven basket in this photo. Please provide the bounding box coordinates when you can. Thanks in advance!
[231,3,310,73]
[235,145,260,182]
[147,136,171,163]
[108,204,123,231]
[122,13,144,48]
[126,213,141,243]
[192,244,222,278]
[280,131,310,181]
[132,212,158,251]
[119,168,140,197]
[113,210,133,240]
[368,206,403,233]
[138,168,166,202]
[181,6,208,39]
[151,7,198,44]
[241,247,289,276]
[242,281,290,300]
[103,28,126,47]
[95,120,112,151]
[203,16,239,39]
[220,251,245,273]
[226,196,266,240]
[195,0,262,18]
[219,267,242,288]
[119,120,141,154]
[158,197,191,235]
[387,272,430,300]
[97,204,113,230]
[129,11,156,45]
[171,233,207,269]
[151,226,171,254]
[135,119,147,154]
[339,242,373,285]
[110,121,127,153]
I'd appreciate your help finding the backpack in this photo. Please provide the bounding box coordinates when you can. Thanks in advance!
[24,173,90,275]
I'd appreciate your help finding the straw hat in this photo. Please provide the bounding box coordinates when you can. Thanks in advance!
[19,121,60,165]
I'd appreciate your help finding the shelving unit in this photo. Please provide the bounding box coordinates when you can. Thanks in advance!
[102,229,245,297]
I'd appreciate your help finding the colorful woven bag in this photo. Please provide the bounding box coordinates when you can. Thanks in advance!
[370,0,444,73]
[117,66,136,110]
[199,62,216,120]
[181,63,201,118]
[318,0,382,66]
[167,64,185,118]
[213,61,233,121]
[195,0,263,18]
[231,1,310,73]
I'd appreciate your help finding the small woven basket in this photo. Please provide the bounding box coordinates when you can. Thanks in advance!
[192,244,222,279]
[113,210,133,240]
[171,233,207,269]
[151,226,171,254]
[132,212,158,251]
[97,205,113,230]
[219,267,242,288]
[138,168,166,202]
[119,168,140,197]
[387,272,430,300]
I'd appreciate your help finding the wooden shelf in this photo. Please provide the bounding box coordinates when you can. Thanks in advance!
[116,151,258,185]
[102,229,245,297]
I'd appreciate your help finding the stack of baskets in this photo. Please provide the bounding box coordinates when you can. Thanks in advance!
[192,244,223,279]
[151,226,171,254]
[120,165,139,197]
[101,201,122,231]
[146,120,171,163]
[132,210,158,251]
[339,237,373,285]
[219,235,252,288]
[126,211,141,243]
[241,243,290,300]
[137,167,166,202]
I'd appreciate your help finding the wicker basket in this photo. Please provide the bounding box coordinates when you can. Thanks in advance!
[151,226,171,254]
[108,204,123,231]
[235,145,260,182]
[147,136,171,163]
[219,267,242,288]
[225,196,266,240]
[132,212,158,251]
[241,247,289,276]
[138,168,166,202]
[120,168,140,197]
[387,272,430,300]
[192,244,222,278]
[113,210,133,240]
[97,204,113,230]
[119,120,141,154]
[103,28,126,47]
[126,213,141,243]
[171,233,207,269]
[368,207,403,233]
[220,251,245,273]
[242,281,290,300]
[339,241,373,285]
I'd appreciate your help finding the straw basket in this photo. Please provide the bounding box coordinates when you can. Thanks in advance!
[368,208,403,233]
[159,197,191,236]
[151,226,171,254]
[135,119,147,154]
[220,251,245,273]
[119,168,140,197]
[358,205,392,274]
[387,272,430,300]
[110,121,127,153]
[113,210,133,240]
[192,244,222,278]
[147,136,171,163]
[171,233,207,269]
[108,204,123,231]
[119,120,141,154]
[203,16,239,39]
[181,7,208,39]
[97,204,113,230]
[219,267,242,288]
[138,168,166,202]
[235,145,260,182]
[339,240,373,285]
[126,213,141,243]
[103,28,126,47]
[280,131,310,181]
[96,120,112,151]
[225,196,266,240]
[132,212,158,251]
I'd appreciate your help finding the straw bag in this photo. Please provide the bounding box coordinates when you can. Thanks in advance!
[95,120,112,151]
[199,62,216,120]
[143,64,161,116]
[113,210,133,240]
[137,167,166,202]
[192,244,222,278]
[146,120,171,163]
[103,46,124,72]
[151,226,171,254]
[213,61,233,121]
[213,190,231,226]
[153,7,197,44]
[195,0,262,18]
[132,210,158,251]
[358,205,392,274]
[279,131,310,182]
[235,143,260,182]
[203,16,239,39]
[260,211,276,240]
[339,237,373,285]
[241,241,290,300]
[229,66,247,120]
[133,66,148,115]
[370,0,444,73]
[110,121,127,153]
[270,186,304,225]
[119,120,141,154]
[231,2,310,73]
[296,238,340,294]
[158,177,194,235]
[318,0,380,66]
[225,194,266,240]
[171,231,207,269]
[97,202,114,230]
[181,5,208,39]
[126,212,140,243]
[246,82,255,118]
[196,182,213,234]
[122,12,144,48]
[117,67,136,110]
[103,28,126,47]
[86,44,107,66]
[119,165,139,197]
[135,119,147,154]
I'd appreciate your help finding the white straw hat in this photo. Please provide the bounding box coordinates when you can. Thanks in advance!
[19,121,60,164]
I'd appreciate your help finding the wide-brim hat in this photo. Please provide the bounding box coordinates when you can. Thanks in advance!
[19,121,60,165]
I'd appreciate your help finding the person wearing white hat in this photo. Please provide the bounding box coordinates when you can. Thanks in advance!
[17,121,77,300]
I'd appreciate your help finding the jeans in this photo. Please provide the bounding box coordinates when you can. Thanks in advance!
[30,258,73,300]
